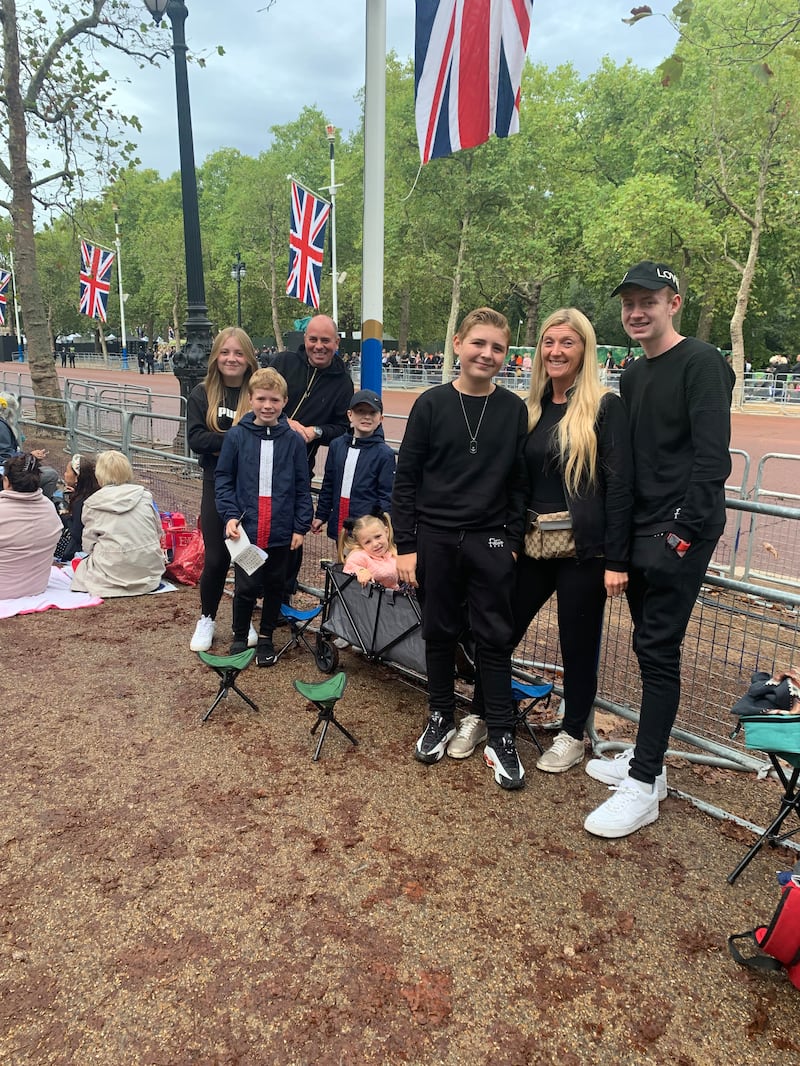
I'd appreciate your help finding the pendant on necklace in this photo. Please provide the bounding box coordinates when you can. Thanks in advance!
[469,440,478,455]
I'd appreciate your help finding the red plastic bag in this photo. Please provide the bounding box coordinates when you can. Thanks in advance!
[165,528,205,586]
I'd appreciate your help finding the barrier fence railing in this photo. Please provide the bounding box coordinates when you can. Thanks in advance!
[14,391,800,785]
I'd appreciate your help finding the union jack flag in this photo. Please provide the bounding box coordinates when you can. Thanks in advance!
[79,239,115,321]
[415,0,534,163]
[286,180,330,309]
[0,270,10,326]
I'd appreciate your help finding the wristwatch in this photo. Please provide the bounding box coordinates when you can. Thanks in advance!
[666,532,691,558]
[313,426,323,440]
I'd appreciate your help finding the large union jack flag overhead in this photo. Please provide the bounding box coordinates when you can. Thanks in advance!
[79,239,115,322]
[286,180,330,309]
[415,0,534,163]
[0,270,10,326]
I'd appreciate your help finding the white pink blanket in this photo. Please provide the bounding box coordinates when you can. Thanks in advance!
[0,566,103,618]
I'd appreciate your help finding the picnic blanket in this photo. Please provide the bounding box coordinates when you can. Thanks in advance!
[0,566,103,618]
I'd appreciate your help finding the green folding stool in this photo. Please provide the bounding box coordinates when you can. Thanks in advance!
[198,648,259,722]
[293,671,356,761]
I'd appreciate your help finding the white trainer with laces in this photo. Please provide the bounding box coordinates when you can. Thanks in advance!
[536,730,585,773]
[247,625,259,648]
[585,748,668,800]
[190,615,215,652]
[583,777,659,838]
[447,713,488,759]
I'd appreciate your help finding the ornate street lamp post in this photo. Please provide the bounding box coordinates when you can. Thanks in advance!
[231,252,246,328]
[143,0,213,407]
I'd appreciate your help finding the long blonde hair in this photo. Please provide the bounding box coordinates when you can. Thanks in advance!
[203,327,259,433]
[338,512,397,564]
[526,308,609,494]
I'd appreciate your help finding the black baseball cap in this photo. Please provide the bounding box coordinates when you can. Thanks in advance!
[350,389,383,412]
[610,261,679,297]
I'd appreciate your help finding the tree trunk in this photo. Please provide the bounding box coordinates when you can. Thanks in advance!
[524,280,542,346]
[442,212,470,382]
[3,0,62,421]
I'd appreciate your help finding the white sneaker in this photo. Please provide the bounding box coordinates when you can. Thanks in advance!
[584,777,659,838]
[536,731,585,773]
[446,713,488,759]
[247,625,259,648]
[585,748,668,801]
[190,615,215,652]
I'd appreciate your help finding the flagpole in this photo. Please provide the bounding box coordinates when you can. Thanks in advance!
[113,206,129,371]
[361,0,386,395]
[325,124,339,324]
[8,244,23,363]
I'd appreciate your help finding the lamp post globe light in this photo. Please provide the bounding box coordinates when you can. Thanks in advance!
[143,0,213,408]
[231,252,246,328]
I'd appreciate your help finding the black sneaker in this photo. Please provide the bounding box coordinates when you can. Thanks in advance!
[414,712,456,764]
[256,638,276,668]
[483,732,525,790]
[230,639,248,655]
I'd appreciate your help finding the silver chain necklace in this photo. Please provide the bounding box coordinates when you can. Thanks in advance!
[458,389,490,454]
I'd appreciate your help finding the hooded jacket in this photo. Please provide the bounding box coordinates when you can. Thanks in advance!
[71,484,164,597]
[267,347,354,468]
[0,488,63,597]
[215,413,313,549]
[315,425,396,540]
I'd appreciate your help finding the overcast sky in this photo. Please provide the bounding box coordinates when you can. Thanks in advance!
[115,1,679,176]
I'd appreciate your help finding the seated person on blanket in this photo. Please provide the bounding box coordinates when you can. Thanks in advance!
[70,451,164,597]
[55,454,99,562]
[311,389,396,547]
[0,394,59,498]
[340,511,400,589]
[0,453,63,597]
[215,368,313,667]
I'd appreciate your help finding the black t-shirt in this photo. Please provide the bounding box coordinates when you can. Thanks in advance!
[523,397,568,513]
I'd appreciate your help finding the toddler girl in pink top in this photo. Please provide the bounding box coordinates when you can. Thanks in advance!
[341,512,400,589]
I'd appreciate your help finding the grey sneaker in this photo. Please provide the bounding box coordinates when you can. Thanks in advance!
[585,748,667,801]
[446,713,488,759]
[536,731,585,773]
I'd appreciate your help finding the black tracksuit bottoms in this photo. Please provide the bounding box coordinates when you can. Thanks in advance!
[232,546,291,642]
[416,524,516,737]
[199,475,230,619]
[625,534,718,784]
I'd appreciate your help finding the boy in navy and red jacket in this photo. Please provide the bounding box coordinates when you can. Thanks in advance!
[215,368,313,666]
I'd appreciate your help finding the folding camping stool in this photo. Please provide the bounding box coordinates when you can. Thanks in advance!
[276,602,339,674]
[293,671,356,761]
[727,752,800,884]
[197,648,259,722]
[511,677,555,755]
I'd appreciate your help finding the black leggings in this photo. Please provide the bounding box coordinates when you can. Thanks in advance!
[198,476,231,619]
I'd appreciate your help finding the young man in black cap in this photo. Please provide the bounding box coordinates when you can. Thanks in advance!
[584,261,735,837]
[311,388,396,544]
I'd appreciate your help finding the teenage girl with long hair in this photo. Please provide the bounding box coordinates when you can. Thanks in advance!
[187,327,259,651]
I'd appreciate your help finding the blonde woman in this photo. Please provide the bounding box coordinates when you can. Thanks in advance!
[186,327,259,650]
[70,451,164,597]
[468,309,633,773]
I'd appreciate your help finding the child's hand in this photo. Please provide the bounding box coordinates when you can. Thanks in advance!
[397,552,418,588]
[356,567,372,587]
[225,518,241,540]
[310,518,323,534]
[291,532,304,550]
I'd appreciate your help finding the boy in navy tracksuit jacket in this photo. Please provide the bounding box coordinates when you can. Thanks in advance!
[216,368,313,665]
[311,389,396,545]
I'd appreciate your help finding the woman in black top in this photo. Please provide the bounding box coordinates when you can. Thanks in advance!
[186,327,259,651]
[516,308,633,774]
[57,453,99,560]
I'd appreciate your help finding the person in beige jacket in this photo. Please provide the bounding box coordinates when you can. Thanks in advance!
[71,451,164,597]
[0,453,63,597]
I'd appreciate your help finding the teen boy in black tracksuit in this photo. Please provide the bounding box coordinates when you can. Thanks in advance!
[392,308,529,790]
[584,261,735,838]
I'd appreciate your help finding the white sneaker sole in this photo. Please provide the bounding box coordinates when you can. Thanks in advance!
[584,802,659,839]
